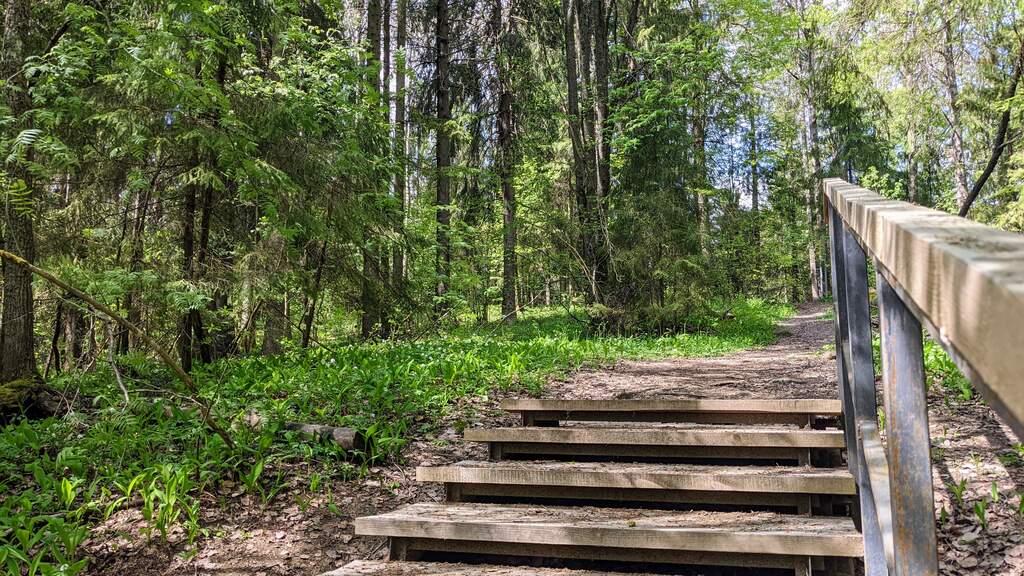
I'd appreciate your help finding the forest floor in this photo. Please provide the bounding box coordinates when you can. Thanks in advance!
[82,303,1024,576]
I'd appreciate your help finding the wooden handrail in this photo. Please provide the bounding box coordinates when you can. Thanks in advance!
[819,177,1024,576]
[826,176,1024,575]
[824,178,1024,438]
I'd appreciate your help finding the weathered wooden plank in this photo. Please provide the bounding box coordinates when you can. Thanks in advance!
[354,502,864,558]
[444,482,826,510]
[860,422,895,572]
[520,409,818,426]
[824,178,1024,437]
[417,460,856,495]
[322,560,660,575]
[387,538,815,571]
[487,441,817,463]
[464,426,846,448]
[876,271,939,576]
[502,398,841,414]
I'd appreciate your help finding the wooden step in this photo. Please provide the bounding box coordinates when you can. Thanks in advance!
[465,425,845,463]
[417,460,854,508]
[502,398,842,426]
[419,460,854,511]
[323,560,658,575]
[355,502,863,572]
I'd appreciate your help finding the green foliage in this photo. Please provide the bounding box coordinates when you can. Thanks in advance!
[924,340,974,402]
[873,333,975,402]
[0,299,789,573]
[973,498,990,531]
[948,477,968,505]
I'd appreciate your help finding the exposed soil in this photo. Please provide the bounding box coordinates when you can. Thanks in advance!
[544,304,838,401]
[82,303,1024,575]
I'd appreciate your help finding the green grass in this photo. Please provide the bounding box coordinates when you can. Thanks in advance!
[872,333,974,403]
[0,297,791,575]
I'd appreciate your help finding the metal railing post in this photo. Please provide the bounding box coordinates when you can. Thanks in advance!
[876,270,939,576]
[839,222,887,576]
[827,204,858,476]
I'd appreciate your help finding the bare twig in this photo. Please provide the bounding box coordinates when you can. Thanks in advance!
[106,323,131,409]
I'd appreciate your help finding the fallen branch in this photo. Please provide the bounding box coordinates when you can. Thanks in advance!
[0,249,235,449]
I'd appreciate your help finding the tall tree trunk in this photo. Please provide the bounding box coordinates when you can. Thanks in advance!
[692,112,711,260]
[122,174,153,353]
[1,0,40,386]
[300,241,328,348]
[434,0,452,315]
[261,231,287,356]
[591,0,611,295]
[63,301,86,372]
[801,116,820,301]
[797,1,821,301]
[379,0,393,338]
[195,183,214,364]
[362,0,383,337]
[301,200,333,348]
[43,302,63,378]
[179,175,198,373]
[261,299,286,356]
[907,122,918,203]
[392,0,408,284]
[577,0,600,295]
[497,54,516,319]
[564,0,598,302]
[749,109,759,215]
[942,20,970,208]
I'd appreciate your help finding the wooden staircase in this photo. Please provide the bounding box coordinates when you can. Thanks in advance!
[328,399,865,576]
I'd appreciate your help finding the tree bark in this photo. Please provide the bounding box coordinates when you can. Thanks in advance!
[1,0,41,385]
[942,20,970,209]
[692,110,711,260]
[796,0,821,301]
[564,0,598,302]
[362,0,383,338]
[179,161,199,372]
[262,298,286,356]
[392,0,408,285]
[43,302,63,379]
[301,201,333,348]
[591,0,611,294]
[122,170,155,353]
[434,0,452,314]
[195,182,214,364]
[497,49,516,319]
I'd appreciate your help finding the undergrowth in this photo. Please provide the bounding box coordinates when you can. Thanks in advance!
[872,335,975,402]
[0,298,790,575]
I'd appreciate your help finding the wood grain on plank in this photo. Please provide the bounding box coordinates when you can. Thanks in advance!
[824,178,1024,436]
[321,560,632,576]
[464,426,846,448]
[417,460,856,494]
[501,398,841,414]
[354,502,863,557]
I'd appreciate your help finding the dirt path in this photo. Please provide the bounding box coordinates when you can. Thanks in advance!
[545,303,838,401]
[85,303,1024,575]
